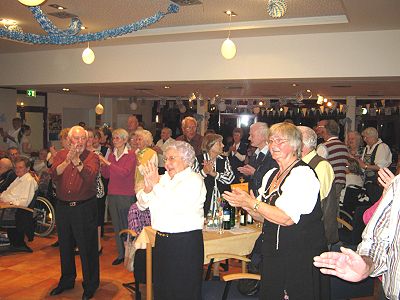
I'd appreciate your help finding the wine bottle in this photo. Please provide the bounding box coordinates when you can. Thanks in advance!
[240,208,247,226]
[230,206,236,228]
[222,199,231,230]
[247,212,254,225]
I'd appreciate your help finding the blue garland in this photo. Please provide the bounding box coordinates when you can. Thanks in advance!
[0,3,179,45]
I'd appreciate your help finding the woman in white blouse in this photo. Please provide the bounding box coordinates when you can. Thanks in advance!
[224,122,329,300]
[136,141,206,300]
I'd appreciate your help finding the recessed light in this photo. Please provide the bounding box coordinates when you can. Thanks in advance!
[62,88,70,92]
[80,26,86,30]
[49,4,67,10]
[292,83,298,87]
[57,5,65,10]
[306,89,311,93]
[164,86,170,89]
[224,10,237,16]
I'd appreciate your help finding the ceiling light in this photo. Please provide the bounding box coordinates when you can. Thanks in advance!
[18,0,46,6]
[292,83,297,87]
[82,43,95,64]
[306,89,311,93]
[224,11,237,16]
[221,11,236,60]
[62,88,70,92]
[164,86,170,89]
[80,26,86,30]
[267,0,287,18]
[259,101,263,106]
[57,6,65,10]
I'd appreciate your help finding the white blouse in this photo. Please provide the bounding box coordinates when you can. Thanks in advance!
[258,165,320,224]
[136,167,206,233]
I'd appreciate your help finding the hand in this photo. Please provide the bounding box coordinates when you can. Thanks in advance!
[229,145,236,153]
[142,161,160,193]
[98,154,110,166]
[313,247,372,282]
[378,167,395,196]
[223,188,254,210]
[49,146,57,156]
[202,160,215,175]
[237,164,256,176]
[152,145,162,154]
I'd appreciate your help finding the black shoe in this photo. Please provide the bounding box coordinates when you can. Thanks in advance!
[112,257,124,265]
[9,245,33,253]
[51,241,59,247]
[50,286,74,296]
[82,292,94,300]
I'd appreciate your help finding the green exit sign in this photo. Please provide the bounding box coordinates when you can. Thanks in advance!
[26,89,36,97]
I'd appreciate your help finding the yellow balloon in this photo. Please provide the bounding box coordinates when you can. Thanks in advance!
[221,38,237,60]
[82,47,95,64]
[95,103,104,115]
[18,0,46,6]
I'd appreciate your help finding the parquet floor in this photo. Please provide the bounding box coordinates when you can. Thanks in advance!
[0,224,380,300]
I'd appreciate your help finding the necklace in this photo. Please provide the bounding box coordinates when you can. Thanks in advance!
[272,159,299,190]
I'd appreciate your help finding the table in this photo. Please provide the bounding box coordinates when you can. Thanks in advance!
[135,225,261,300]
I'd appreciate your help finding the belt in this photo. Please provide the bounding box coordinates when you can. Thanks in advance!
[156,230,200,238]
[58,197,93,207]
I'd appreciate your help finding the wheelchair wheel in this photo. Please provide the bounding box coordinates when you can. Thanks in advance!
[34,196,56,237]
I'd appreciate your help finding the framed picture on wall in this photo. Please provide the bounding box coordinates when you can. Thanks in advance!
[49,113,62,140]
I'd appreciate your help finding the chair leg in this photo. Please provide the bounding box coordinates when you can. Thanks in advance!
[222,281,232,300]
[205,258,215,280]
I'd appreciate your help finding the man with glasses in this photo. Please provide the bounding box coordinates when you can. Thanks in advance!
[176,117,203,155]
[50,126,100,300]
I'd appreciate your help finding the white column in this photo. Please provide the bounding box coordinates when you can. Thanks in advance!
[103,97,114,128]
[197,99,208,136]
[346,96,356,131]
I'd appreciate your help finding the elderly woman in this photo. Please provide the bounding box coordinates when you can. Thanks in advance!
[99,128,136,265]
[134,129,158,193]
[193,133,235,219]
[224,122,329,300]
[346,131,363,157]
[136,141,206,300]
[356,127,392,204]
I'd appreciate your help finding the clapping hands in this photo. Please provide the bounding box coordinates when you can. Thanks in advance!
[143,161,160,193]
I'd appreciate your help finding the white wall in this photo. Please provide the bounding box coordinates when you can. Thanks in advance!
[0,30,400,86]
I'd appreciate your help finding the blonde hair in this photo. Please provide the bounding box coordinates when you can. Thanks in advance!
[134,129,153,147]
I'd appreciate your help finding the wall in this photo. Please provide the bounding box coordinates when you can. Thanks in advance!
[0,30,399,86]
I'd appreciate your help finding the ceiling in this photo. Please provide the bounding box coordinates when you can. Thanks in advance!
[1,0,400,100]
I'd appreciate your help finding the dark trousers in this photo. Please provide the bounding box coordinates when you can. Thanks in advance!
[7,227,25,246]
[154,230,204,300]
[56,197,99,295]
[365,182,383,204]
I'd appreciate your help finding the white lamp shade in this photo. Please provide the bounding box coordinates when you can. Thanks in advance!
[18,0,46,6]
[82,47,95,64]
[221,38,236,60]
[95,103,104,115]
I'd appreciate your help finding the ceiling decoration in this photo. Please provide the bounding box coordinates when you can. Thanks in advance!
[0,2,180,45]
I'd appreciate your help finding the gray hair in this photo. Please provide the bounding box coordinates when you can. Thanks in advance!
[182,116,197,127]
[201,133,223,152]
[346,131,363,147]
[165,141,196,167]
[135,129,154,147]
[297,126,317,150]
[68,126,88,138]
[362,127,378,139]
[112,128,129,140]
[269,122,303,158]
[325,120,340,136]
[162,127,172,136]
[250,122,269,139]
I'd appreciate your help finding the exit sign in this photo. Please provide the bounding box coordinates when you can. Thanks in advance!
[26,89,36,97]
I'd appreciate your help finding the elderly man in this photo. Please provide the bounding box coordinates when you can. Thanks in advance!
[298,126,337,245]
[226,128,248,183]
[50,126,100,300]
[238,122,277,197]
[127,115,139,134]
[153,127,175,174]
[314,171,400,300]
[356,127,392,204]
[176,116,203,156]
[0,157,16,192]
[7,146,20,165]
[316,119,349,212]
[0,156,38,252]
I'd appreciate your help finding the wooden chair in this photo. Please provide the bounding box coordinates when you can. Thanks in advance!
[202,253,261,300]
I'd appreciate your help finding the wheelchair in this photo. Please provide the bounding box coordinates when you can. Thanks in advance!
[33,195,56,237]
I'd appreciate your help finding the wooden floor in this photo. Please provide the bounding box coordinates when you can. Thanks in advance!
[0,224,380,300]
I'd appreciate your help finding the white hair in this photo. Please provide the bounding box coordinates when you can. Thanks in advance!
[165,141,196,167]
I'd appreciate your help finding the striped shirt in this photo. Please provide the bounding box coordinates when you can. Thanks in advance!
[357,174,400,300]
[317,137,348,185]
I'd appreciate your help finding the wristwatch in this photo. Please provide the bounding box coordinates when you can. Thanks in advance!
[76,160,83,167]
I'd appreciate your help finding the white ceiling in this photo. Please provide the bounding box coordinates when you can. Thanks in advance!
[1,0,400,99]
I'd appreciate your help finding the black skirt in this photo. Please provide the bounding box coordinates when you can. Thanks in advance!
[153,229,204,300]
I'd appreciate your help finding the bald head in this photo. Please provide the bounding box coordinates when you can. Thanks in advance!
[0,158,13,176]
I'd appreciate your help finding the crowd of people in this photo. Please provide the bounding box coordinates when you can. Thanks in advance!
[0,114,399,300]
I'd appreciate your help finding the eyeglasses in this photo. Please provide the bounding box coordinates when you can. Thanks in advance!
[268,138,288,145]
[316,125,325,128]
[184,126,196,130]
[163,156,180,162]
